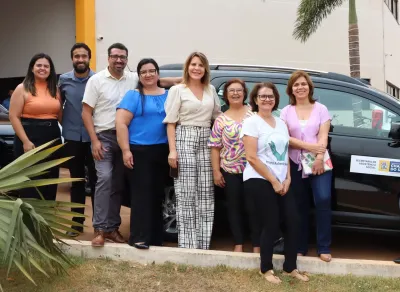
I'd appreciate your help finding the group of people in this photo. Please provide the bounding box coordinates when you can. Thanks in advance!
[7,41,336,284]
[208,72,331,283]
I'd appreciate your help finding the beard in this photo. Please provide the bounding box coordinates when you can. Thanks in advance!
[73,62,89,74]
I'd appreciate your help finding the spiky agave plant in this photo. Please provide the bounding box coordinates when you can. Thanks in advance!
[0,139,86,287]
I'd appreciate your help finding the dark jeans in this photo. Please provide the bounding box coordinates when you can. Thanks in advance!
[290,160,332,255]
[92,130,125,233]
[244,178,299,273]
[13,118,61,201]
[127,144,169,246]
[222,170,260,247]
[64,140,97,224]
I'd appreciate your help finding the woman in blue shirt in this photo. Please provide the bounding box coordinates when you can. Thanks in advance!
[116,58,169,249]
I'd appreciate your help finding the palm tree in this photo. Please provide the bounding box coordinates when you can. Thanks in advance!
[293,0,360,78]
[293,0,363,127]
[0,140,85,289]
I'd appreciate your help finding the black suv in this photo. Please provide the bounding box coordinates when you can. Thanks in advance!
[158,64,400,240]
[2,65,400,241]
[0,104,14,168]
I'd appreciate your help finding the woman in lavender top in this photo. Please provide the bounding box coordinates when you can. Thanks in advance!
[208,79,260,253]
[280,70,332,262]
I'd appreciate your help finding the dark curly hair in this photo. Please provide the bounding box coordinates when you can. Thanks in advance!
[249,82,280,112]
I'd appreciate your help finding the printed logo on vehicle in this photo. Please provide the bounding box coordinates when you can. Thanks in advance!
[351,155,400,178]
[378,160,390,172]
[389,161,400,173]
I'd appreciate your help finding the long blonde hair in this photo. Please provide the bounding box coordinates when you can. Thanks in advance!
[182,52,210,86]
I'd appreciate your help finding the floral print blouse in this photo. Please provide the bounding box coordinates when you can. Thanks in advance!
[208,109,254,174]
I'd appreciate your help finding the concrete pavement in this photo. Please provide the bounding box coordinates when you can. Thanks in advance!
[56,168,400,262]
[61,240,400,278]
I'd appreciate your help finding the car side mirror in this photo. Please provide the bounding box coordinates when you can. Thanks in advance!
[389,122,400,141]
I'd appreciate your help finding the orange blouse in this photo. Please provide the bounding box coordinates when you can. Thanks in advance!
[21,82,61,119]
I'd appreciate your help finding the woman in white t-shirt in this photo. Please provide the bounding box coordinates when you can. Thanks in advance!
[241,82,309,284]
[163,52,221,250]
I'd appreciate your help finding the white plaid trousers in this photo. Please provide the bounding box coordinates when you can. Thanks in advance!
[175,125,215,249]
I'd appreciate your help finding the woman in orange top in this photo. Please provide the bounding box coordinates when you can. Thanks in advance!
[9,53,62,200]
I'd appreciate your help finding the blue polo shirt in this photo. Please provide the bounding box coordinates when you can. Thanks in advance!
[58,70,95,142]
[117,90,168,145]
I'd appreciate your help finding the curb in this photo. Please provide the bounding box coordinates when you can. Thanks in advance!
[61,240,400,278]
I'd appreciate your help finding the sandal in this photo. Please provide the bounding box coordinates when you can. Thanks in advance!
[283,269,309,282]
[319,254,332,262]
[259,270,282,284]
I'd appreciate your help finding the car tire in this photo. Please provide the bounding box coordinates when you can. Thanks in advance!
[163,186,178,242]
[84,165,93,196]
[273,237,285,255]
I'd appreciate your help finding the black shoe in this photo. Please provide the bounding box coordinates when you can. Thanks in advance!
[394,258,400,264]
[133,242,149,249]
[66,226,84,237]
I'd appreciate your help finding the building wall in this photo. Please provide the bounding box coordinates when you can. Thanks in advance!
[94,0,399,91]
[0,0,76,78]
[383,3,400,90]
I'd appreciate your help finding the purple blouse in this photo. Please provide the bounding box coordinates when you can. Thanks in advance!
[280,102,331,166]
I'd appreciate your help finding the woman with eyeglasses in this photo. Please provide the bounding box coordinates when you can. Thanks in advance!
[9,53,62,201]
[116,58,169,249]
[208,78,260,253]
[242,82,309,284]
[163,52,221,250]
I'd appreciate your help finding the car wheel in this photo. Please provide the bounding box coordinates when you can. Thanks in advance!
[273,237,284,255]
[163,186,177,242]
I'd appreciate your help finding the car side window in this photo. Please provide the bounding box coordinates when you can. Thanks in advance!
[217,82,289,115]
[315,88,399,138]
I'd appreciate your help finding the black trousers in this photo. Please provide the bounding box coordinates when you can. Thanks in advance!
[244,178,299,273]
[13,118,61,201]
[64,139,97,224]
[222,171,260,246]
[127,144,169,246]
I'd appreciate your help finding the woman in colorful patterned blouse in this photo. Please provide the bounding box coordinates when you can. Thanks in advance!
[208,79,260,253]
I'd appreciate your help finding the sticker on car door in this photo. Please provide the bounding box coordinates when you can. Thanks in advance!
[350,155,400,177]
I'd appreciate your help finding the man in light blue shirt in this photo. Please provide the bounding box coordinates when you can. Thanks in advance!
[59,43,97,237]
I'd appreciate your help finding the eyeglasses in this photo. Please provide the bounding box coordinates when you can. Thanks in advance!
[227,88,244,94]
[257,94,275,101]
[139,69,157,77]
[109,54,127,61]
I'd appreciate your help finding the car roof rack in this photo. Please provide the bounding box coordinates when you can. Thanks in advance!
[159,63,325,75]
[159,63,367,87]
[212,64,326,75]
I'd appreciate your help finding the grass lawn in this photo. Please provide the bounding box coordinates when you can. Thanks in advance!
[1,258,400,292]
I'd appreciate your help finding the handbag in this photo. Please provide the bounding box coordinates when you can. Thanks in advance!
[300,150,333,175]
